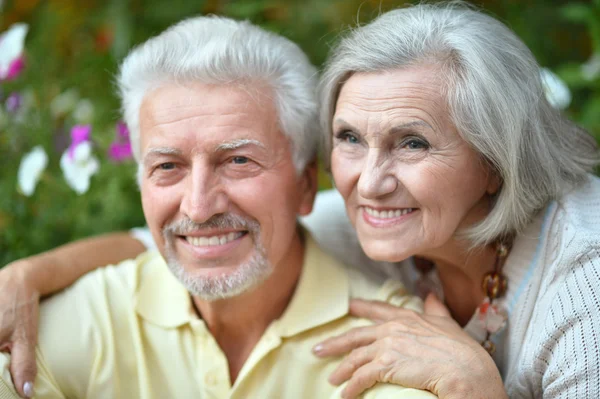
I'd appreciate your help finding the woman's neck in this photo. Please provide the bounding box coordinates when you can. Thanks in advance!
[418,239,498,326]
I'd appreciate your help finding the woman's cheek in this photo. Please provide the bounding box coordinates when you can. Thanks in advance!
[331,150,362,199]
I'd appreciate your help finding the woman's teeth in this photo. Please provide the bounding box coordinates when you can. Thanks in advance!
[185,232,243,247]
[364,207,414,219]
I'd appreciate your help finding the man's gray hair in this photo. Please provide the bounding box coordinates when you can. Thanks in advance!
[118,16,319,172]
[320,1,600,246]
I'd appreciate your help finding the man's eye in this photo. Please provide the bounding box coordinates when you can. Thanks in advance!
[158,162,176,170]
[231,156,249,165]
[336,131,360,144]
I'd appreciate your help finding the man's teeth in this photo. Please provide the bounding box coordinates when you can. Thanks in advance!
[185,232,243,247]
[364,207,414,219]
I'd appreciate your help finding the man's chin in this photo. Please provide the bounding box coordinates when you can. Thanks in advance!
[165,254,272,301]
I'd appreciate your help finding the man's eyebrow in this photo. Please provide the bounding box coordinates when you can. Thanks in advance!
[215,139,266,152]
[143,147,182,163]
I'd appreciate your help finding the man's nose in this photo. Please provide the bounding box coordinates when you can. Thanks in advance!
[357,149,398,199]
[180,163,228,223]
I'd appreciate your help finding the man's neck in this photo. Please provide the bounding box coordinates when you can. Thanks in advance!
[192,231,305,383]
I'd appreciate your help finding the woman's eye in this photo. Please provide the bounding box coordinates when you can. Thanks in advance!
[336,131,360,144]
[231,156,249,165]
[403,139,429,150]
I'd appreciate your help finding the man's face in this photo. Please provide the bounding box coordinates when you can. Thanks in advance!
[139,82,315,300]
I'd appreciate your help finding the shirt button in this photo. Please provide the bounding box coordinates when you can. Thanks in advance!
[205,372,218,386]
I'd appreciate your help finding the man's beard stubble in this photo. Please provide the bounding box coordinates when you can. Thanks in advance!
[162,214,272,301]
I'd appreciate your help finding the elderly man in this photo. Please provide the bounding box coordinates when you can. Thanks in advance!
[0,16,434,399]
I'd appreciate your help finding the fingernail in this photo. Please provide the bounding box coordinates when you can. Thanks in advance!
[23,381,34,398]
[312,344,323,354]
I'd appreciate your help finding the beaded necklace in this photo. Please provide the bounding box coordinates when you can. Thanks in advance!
[414,240,511,355]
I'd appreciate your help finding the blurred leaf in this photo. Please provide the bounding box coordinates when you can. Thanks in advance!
[557,63,589,88]
[560,3,592,24]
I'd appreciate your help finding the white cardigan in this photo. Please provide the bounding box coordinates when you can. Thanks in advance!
[301,176,600,398]
[131,176,600,398]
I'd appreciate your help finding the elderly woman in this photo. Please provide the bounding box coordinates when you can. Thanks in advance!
[310,3,600,398]
[2,2,599,398]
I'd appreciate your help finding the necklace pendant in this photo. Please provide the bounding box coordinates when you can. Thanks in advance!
[475,297,508,335]
[482,339,496,355]
[482,271,508,299]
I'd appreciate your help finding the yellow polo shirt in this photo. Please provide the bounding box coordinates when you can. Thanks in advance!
[0,233,436,399]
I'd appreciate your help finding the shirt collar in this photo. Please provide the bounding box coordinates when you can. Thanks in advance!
[135,230,351,334]
[271,231,350,338]
[134,251,197,328]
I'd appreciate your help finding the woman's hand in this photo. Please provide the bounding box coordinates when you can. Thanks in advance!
[0,260,40,398]
[313,294,507,399]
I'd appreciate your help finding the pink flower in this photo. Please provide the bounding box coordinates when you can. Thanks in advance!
[68,125,92,160]
[0,23,28,81]
[108,121,133,162]
[116,121,129,139]
[108,142,133,161]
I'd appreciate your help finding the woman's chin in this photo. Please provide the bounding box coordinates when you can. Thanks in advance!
[360,238,415,263]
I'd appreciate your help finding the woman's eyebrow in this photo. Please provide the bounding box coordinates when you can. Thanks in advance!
[333,118,359,132]
[389,121,433,133]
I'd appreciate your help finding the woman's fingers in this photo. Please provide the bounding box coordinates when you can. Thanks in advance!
[423,293,451,318]
[349,298,413,322]
[313,325,378,357]
[341,359,387,399]
[9,298,39,399]
[329,344,376,385]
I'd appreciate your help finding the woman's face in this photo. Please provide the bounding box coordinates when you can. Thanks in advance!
[331,66,497,262]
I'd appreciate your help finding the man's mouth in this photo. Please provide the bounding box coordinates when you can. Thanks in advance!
[183,231,246,247]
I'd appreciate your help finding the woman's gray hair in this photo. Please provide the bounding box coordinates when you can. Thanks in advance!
[118,15,319,172]
[320,1,600,246]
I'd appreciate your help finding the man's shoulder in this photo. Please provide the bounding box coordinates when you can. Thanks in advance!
[346,267,423,313]
[306,236,422,313]
[40,250,161,315]
[25,251,164,398]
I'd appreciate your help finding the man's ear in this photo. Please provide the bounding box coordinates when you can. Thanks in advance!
[297,159,318,216]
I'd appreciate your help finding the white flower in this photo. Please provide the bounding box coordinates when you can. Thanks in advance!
[540,68,572,110]
[50,89,79,119]
[582,53,600,81]
[0,23,28,79]
[18,146,48,196]
[60,141,99,195]
[73,99,95,124]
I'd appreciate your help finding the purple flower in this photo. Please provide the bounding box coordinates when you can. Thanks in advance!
[108,121,133,162]
[108,142,133,161]
[68,124,92,160]
[116,121,129,139]
[6,92,22,113]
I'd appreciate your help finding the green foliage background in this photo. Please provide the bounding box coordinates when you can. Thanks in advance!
[1,0,599,266]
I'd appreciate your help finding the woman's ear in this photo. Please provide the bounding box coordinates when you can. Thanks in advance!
[486,171,502,196]
[297,159,318,216]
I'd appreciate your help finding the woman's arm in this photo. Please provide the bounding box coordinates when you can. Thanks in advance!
[5,232,146,296]
[0,232,146,398]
